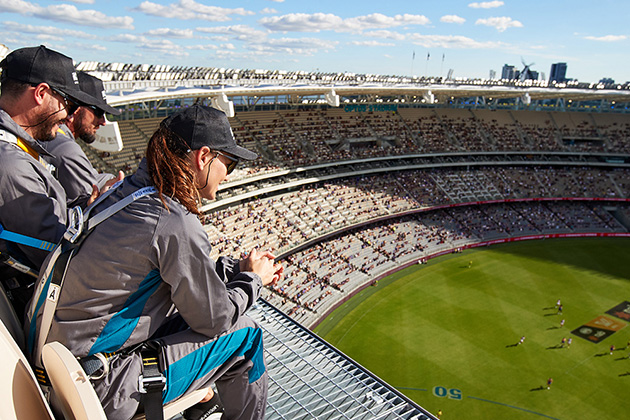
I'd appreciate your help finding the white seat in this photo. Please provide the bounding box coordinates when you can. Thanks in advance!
[42,341,207,420]
[0,319,54,420]
[42,342,107,420]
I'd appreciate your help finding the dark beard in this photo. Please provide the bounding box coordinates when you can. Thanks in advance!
[75,124,96,144]
[32,117,61,142]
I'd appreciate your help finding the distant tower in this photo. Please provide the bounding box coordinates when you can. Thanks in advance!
[549,63,567,83]
[519,58,538,81]
[489,69,497,79]
[502,64,517,80]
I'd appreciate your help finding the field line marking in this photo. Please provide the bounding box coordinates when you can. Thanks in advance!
[394,386,428,392]
[562,353,595,376]
[467,396,560,419]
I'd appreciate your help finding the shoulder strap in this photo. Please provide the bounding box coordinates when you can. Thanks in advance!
[0,223,56,252]
[28,185,156,367]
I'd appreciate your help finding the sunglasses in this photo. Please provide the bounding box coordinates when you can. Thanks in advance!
[212,151,239,175]
[51,88,79,116]
[86,105,105,118]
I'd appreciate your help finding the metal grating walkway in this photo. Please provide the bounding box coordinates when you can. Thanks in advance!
[249,300,436,420]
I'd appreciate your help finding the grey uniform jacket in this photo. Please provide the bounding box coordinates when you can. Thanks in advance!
[44,158,263,358]
[0,109,68,269]
[39,124,113,209]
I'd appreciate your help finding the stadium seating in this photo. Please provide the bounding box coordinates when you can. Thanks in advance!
[103,108,630,175]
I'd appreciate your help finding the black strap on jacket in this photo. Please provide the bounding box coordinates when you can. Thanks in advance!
[139,342,165,420]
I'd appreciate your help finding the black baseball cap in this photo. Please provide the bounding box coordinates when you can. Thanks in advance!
[77,72,121,116]
[161,105,257,161]
[0,45,94,106]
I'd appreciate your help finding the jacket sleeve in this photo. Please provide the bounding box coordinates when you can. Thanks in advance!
[152,208,262,338]
[0,155,67,268]
[53,140,110,209]
[215,256,241,282]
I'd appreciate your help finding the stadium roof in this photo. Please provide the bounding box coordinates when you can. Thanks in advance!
[251,299,435,420]
[104,81,630,109]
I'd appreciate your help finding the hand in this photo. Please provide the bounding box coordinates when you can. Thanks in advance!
[271,263,284,286]
[87,171,125,206]
[240,248,280,286]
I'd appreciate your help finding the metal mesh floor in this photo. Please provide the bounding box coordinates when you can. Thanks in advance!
[249,300,436,420]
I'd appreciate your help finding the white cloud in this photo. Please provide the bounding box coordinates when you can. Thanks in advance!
[363,30,406,41]
[475,17,523,32]
[198,34,230,42]
[63,40,107,51]
[145,28,194,39]
[260,8,277,14]
[441,15,466,24]
[35,34,64,42]
[345,13,430,31]
[247,37,338,56]
[111,34,193,58]
[186,44,219,51]
[196,24,269,42]
[0,0,133,29]
[138,39,189,57]
[350,40,395,47]
[259,12,430,33]
[111,34,148,43]
[408,33,505,49]
[584,35,627,42]
[2,21,98,39]
[0,0,40,14]
[469,1,504,8]
[259,13,342,32]
[134,0,254,22]
[62,0,96,4]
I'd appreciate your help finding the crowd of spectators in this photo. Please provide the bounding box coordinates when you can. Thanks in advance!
[106,108,630,179]
[205,166,630,260]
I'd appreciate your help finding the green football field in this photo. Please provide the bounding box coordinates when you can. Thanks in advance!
[314,238,630,420]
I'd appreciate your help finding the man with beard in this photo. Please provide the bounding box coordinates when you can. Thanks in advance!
[0,45,95,318]
[41,72,123,208]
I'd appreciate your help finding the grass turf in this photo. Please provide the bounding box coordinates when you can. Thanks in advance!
[314,238,630,419]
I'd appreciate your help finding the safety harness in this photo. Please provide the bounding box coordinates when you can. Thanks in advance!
[23,183,167,420]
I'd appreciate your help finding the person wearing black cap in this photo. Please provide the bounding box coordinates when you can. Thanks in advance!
[31,105,283,420]
[41,71,124,208]
[0,45,93,317]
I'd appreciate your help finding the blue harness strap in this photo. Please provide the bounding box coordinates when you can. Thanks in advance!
[0,223,56,251]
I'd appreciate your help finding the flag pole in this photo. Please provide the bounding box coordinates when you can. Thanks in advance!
[411,50,415,78]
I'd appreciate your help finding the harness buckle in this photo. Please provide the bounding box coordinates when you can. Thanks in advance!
[63,206,84,243]
[138,374,166,394]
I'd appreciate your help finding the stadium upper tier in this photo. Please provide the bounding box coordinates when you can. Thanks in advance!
[90,108,630,177]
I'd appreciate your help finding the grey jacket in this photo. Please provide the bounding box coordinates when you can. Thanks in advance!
[0,109,68,269]
[45,158,262,358]
[39,124,113,209]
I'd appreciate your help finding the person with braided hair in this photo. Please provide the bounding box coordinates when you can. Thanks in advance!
[33,105,283,420]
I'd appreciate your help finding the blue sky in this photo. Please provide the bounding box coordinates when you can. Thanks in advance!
[1,0,628,83]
